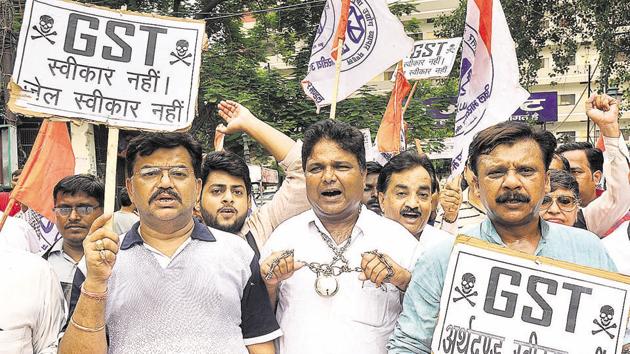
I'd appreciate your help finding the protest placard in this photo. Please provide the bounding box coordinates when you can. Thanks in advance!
[402,38,461,80]
[9,0,205,131]
[432,236,630,354]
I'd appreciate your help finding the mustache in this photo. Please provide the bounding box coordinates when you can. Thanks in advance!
[400,207,421,215]
[495,191,530,204]
[366,197,380,206]
[149,188,182,204]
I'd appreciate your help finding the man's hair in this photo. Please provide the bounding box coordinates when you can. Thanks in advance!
[468,121,557,175]
[302,120,366,171]
[366,161,382,175]
[201,150,252,197]
[11,169,22,178]
[377,151,438,194]
[126,132,203,178]
[549,169,580,200]
[118,187,133,207]
[53,174,104,206]
[556,142,604,174]
[551,153,571,172]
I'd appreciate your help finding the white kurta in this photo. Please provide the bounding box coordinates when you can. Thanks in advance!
[261,207,429,354]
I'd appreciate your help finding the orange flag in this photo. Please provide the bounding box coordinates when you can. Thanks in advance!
[376,65,411,154]
[11,120,75,222]
[330,0,351,61]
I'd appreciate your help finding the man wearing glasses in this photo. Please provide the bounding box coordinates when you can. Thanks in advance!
[60,132,279,354]
[44,174,104,305]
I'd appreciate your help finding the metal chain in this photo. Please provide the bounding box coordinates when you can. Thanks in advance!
[365,249,394,282]
[264,249,294,281]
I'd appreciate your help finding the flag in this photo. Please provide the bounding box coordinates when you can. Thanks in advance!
[376,65,411,154]
[330,0,351,61]
[11,120,75,222]
[450,0,529,174]
[302,0,414,110]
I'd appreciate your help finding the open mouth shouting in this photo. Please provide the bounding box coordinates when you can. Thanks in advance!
[149,188,182,208]
[400,208,421,222]
[321,188,343,200]
[218,206,237,219]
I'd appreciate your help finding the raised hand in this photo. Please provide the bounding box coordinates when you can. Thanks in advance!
[586,94,620,137]
[260,250,304,287]
[216,100,257,135]
[82,214,119,292]
[440,174,463,224]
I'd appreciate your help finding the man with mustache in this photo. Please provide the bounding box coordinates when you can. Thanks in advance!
[259,120,421,354]
[363,161,383,214]
[60,132,280,354]
[200,100,310,255]
[44,174,104,305]
[388,121,619,353]
[377,151,449,248]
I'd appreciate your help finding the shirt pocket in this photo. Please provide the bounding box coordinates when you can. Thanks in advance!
[346,282,395,327]
[0,327,32,354]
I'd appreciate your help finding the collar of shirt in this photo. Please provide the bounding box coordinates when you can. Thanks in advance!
[120,219,216,269]
[478,217,549,255]
[308,206,366,246]
[46,238,78,265]
[120,218,216,250]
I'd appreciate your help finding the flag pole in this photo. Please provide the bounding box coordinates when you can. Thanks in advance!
[0,198,16,232]
[329,38,344,120]
[402,81,418,115]
[104,127,119,230]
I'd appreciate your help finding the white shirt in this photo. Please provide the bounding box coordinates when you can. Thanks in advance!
[42,239,79,304]
[0,212,40,253]
[261,207,422,354]
[603,220,630,275]
[0,249,66,354]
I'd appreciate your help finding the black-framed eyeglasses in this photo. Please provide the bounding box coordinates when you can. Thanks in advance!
[540,195,578,212]
[53,206,101,217]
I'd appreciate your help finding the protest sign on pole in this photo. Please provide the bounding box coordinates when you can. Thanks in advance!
[8,0,206,217]
[402,38,461,80]
[450,0,529,175]
[432,236,630,354]
[9,0,205,131]
[302,0,413,112]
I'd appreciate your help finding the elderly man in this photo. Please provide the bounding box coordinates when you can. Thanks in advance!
[260,120,420,354]
[388,121,618,353]
[43,174,104,305]
[60,132,280,354]
[363,161,383,214]
[377,151,449,249]
[200,101,309,255]
[555,94,630,236]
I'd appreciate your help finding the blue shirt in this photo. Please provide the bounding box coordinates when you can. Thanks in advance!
[387,217,618,353]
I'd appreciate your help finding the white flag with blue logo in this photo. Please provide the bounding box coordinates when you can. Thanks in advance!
[301,0,413,111]
[450,0,529,174]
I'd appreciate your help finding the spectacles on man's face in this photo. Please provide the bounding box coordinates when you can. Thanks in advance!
[53,206,101,217]
[540,195,579,212]
[135,166,191,181]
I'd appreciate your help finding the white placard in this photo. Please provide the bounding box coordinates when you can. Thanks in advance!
[432,237,630,354]
[402,38,461,80]
[10,0,205,131]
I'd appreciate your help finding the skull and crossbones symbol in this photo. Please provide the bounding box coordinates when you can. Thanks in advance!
[592,305,616,339]
[453,273,478,306]
[170,40,192,66]
[31,15,57,44]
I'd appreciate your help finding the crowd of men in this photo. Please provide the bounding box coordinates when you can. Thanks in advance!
[0,94,628,353]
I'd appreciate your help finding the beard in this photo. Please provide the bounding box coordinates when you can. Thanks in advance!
[200,207,248,234]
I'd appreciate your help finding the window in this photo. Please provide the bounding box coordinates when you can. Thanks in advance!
[410,32,423,41]
[426,18,435,24]
[541,58,549,68]
[557,131,576,144]
[567,55,575,66]
[559,94,576,106]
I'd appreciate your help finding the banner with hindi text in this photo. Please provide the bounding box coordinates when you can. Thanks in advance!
[9,0,205,131]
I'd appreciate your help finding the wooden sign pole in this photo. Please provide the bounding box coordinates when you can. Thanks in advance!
[104,127,119,228]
